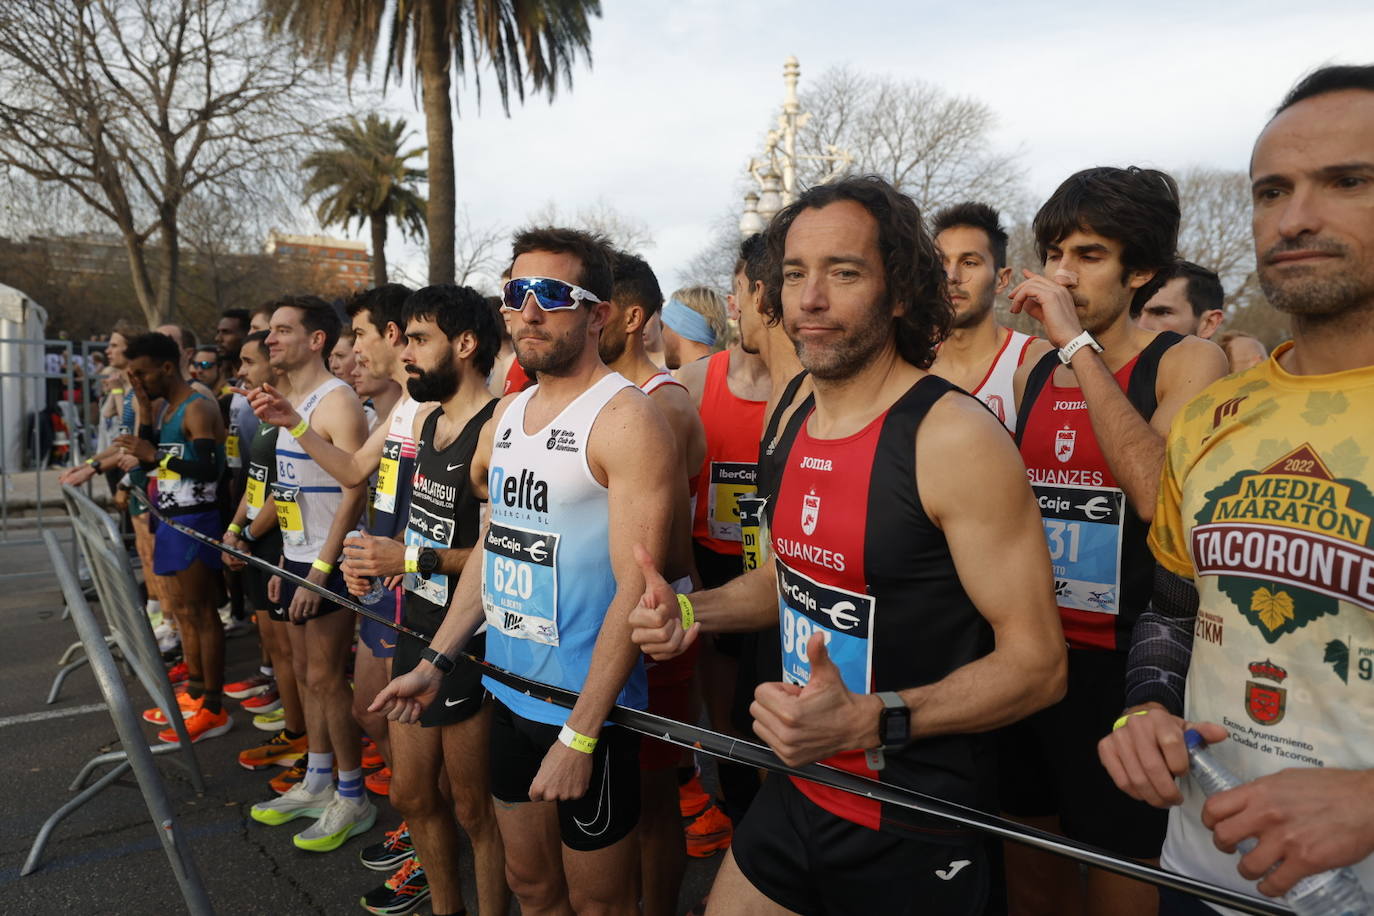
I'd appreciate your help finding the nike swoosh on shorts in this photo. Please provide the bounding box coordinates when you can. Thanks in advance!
[444,697,468,708]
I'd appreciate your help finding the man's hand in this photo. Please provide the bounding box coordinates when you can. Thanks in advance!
[369,665,443,724]
[267,574,281,605]
[59,464,97,486]
[1008,269,1085,349]
[113,433,156,464]
[1098,706,1228,808]
[1205,767,1374,897]
[129,373,152,415]
[627,543,699,660]
[750,633,878,767]
[287,565,328,622]
[115,453,140,471]
[242,383,301,429]
[221,531,247,571]
[342,533,406,578]
[528,740,595,802]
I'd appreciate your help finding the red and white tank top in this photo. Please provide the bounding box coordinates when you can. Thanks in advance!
[971,329,1036,432]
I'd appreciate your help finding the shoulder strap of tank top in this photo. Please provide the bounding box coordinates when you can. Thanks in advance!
[894,373,960,419]
[418,402,442,451]
[641,371,686,395]
[1014,349,1061,445]
[703,348,729,398]
[1125,331,1184,421]
[763,370,810,446]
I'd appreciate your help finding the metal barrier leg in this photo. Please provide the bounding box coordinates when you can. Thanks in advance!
[22,760,133,876]
[57,639,86,666]
[70,742,186,791]
[46,655,91,704]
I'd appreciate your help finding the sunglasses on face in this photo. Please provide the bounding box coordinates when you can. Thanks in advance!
[501,276,603,313]
[192,359,218,370]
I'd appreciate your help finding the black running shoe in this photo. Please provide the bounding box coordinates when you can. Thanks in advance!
[358,822,413,871]
[360,858,429,915]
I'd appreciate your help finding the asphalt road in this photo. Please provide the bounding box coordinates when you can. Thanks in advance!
[0,534,722,915]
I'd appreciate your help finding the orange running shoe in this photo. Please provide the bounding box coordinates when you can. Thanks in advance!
[364,766,391,797]
[142,689,199,725]
[361,738,384,770]
[158,705,232,744]
[679,772,711,818]
[270,757,307,795]
[685,803,733,858]
[238,729,308,770]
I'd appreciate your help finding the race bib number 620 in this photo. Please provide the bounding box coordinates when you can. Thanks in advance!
[482,521,560,646]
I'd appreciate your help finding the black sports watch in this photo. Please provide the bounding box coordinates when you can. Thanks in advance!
[876,691,910,749]
[417,547,440,578]
[420,647,454,674]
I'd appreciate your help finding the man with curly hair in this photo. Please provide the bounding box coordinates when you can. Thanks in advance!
[630,176,1067,915]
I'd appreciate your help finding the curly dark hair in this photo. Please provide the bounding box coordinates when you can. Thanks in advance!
[762,175,951,370]
[402,285,502,378]
[509,227,615,303]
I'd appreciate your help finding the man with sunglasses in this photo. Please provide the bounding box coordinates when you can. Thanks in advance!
[373,227,678,916]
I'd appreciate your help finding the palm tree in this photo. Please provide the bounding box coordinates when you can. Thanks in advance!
[264,0,601,285]
[302,114,428,287]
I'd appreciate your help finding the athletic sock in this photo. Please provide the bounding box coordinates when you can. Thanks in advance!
[337,767,364,801]
[200,689,222,715]
[304,752,334,794]
[283,728,305,741]
[185,679,205,700]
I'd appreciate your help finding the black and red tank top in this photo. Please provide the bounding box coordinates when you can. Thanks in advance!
[767,374,992,839]
[693,351,767,555]
[1016,331,1182,652]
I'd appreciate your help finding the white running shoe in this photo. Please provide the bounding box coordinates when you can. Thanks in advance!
[293,793,376,852]
[249,782,333,827]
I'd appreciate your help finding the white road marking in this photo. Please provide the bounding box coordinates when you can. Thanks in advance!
[0,702,107,729]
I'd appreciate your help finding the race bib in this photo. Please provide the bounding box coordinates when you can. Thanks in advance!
[1033,482,1126,615]
[374,440,401,514]
[403,503,455,608]
[482,521,560,646]
[739,494,772,573]
[776,559,874,694]
[245,463,268,520]
[707,461,756,542]
[226,425,241,468]
[271,482,306,547]
[156,443,183,482]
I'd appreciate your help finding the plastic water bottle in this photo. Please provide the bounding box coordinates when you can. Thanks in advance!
[343,530,387,606]
[1184,729,1370,915]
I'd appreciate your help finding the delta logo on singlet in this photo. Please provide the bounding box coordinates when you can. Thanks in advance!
[1191,443,1374,643]
[489,465,550,517]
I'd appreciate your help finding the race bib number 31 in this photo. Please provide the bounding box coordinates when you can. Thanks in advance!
[1034,483,1126,614]
[271,482,306,547]
[482,521,560,646]
[776,560,874,694]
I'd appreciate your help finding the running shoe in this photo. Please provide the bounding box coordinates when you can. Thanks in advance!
[679,772,711,818]
[359,822,414,871]
[360,858,430,915]
[158,705,232,744]
[238,730,308,770]
[253,707,287,732]
[156,626,180,654]
[224,673,274,699]
[241,689,281,714]
[685,803,733,858]
[250,781,333,826]
[269,757,307,794]
[361,737,384,770]
[142,688,197,725]
[364,766,391,797]
[165,661,189,686]
[293,793,376,852]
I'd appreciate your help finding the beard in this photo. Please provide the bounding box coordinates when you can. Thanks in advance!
[597,322,628,365]
[785,297,892,380]
[1259,236,1374,318]
[949,288,994,330]
[405,347,460,402]
[515,321,585,376]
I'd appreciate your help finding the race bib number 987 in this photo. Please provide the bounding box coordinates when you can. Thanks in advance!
[776,560,874,694]
[482,521,560,646]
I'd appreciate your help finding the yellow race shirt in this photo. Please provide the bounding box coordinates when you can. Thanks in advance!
[1150,341,1374,909]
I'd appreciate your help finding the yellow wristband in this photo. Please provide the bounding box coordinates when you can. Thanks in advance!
[558,724,598,754]
[158,452,173,470]
[111,388,125,395]
[676,593,695,630]
[404,545,420,574]
[1113,709,1151,731]
[228,523,243,536]
[288,417,309,439]
[311,558,333,574]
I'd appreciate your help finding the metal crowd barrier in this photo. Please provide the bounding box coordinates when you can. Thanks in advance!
[23,490,208,890]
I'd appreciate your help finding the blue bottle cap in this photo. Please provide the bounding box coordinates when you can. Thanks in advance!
[1184,728,1205,750]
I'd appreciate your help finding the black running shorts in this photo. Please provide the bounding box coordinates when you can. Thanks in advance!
[488,700,641,852]
[996,648,1168,859]
[274,557,350,625]
[733,775,992,916]
[391,632,486,728]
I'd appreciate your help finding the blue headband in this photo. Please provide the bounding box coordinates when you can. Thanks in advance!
[660,298,716,346]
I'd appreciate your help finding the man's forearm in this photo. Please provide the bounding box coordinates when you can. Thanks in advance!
[1075,351,1165,518]
[694,561,779,634]
[428,531,488,659]
[564,590,644,740]
[317,485,365,566]
[294,427,378,488]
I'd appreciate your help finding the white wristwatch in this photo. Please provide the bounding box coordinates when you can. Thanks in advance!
[1058,330,1104,365]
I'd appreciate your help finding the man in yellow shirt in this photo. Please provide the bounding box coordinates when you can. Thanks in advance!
[1099,63,1374,914]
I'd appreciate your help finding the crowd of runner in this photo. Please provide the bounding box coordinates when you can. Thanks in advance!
[55,63,1374,916]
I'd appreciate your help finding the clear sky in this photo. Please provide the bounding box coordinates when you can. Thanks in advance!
[350,0,1374,291]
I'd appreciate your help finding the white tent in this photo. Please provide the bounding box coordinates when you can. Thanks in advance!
[0,283,49,472]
